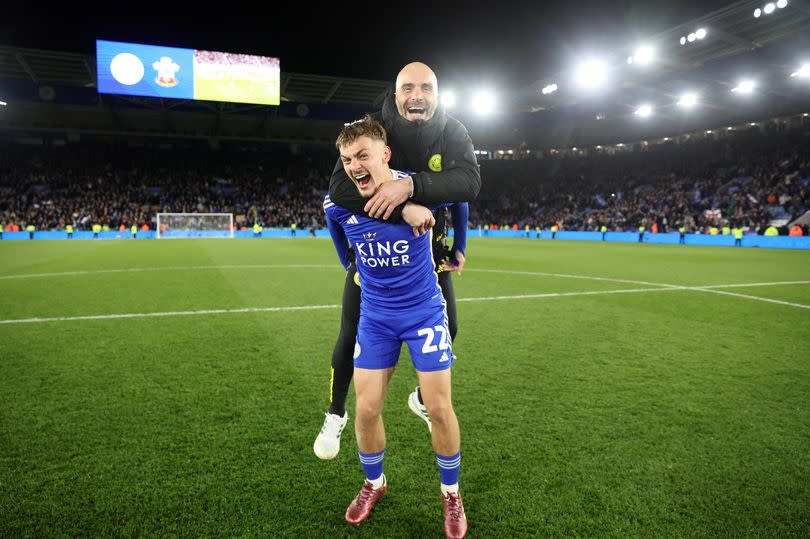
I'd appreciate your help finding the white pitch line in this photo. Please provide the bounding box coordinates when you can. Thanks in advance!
[698,280,810,289]
[465,269,677,288]
[694,289,810,310]
[0,287,682,325]
[456,287,685,302]
[0,304,341,325]
[0,265,683,288]
[466,270,810,292]
[461,271,810,310]
[4,282,809,326]
[1,265,808,323]
[0,265,336,280]
[2,265,808,295]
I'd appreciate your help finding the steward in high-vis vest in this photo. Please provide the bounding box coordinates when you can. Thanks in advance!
[733,227,743,247]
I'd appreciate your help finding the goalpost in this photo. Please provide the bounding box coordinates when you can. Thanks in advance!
[156,213,234,239]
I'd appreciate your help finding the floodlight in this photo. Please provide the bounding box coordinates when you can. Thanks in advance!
[678,92,698,107]
[471,90,496,115]
[635,104,652,117]
[574,59,608,89]
[731,80,755,93]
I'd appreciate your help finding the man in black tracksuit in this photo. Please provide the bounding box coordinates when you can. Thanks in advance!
[313,62,481,461]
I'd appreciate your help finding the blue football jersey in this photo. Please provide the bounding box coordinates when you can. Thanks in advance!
[323,170,440,310]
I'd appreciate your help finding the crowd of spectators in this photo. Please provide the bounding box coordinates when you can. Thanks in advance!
[472,127,810,235]
[2,126,808,235]
[0,142,332,232]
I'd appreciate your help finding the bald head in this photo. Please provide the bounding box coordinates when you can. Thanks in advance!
[394,62,439,122]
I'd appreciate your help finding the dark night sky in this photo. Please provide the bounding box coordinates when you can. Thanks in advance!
[3,1,732,87]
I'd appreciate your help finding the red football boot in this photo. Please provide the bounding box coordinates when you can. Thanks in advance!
[442,491,467,538]
[345,478,387,525]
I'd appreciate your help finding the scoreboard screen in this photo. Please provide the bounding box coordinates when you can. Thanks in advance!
[96,39,280,106]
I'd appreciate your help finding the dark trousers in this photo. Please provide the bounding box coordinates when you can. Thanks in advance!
[327,265,458,416]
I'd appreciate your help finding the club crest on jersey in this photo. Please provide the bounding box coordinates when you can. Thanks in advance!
[363,232,377,241]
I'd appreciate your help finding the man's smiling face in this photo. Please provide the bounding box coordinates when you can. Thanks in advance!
[339,135,391,198]
[395,62,438,122]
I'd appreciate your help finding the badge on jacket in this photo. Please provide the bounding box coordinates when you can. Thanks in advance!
[428,154,443,172]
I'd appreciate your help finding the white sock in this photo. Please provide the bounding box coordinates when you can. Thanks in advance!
[369,473,386,490]
[441,483,459,495]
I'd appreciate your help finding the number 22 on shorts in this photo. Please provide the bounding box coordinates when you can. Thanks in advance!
[417,325,450,354]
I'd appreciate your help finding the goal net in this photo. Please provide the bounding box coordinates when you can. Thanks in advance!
[156,213,234,239]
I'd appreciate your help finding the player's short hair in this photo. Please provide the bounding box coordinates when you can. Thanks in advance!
[336,115,387,150]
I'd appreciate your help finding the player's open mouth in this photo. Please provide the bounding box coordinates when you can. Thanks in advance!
[354,173,372,189]
[407,107,426,117]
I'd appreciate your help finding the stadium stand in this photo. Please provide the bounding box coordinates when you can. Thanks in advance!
[472,122,810,235]
[2,122,808,236]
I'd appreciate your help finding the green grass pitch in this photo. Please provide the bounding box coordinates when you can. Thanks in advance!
[1,238,808,537]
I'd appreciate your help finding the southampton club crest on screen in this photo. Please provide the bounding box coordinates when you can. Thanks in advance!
[153,57,180,87]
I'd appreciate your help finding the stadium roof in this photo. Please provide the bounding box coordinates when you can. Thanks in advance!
[525,0,810,112]
[2,0,809,147]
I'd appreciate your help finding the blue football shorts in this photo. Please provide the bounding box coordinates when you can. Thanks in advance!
[354,297,454,372]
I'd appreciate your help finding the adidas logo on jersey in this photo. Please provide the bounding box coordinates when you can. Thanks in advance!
[346,215,359,225]
[439,352,450,362]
